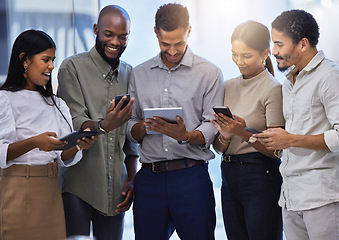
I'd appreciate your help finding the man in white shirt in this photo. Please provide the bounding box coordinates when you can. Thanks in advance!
[255,9,339,239]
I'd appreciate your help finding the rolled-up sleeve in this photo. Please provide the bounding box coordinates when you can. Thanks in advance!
[0,93,17,168]
[196,68,224,148]
[321,69,339,152]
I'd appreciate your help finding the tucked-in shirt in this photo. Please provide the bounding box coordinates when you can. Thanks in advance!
[0,90,82,168]
[126,47,224,163]
[224,69,285,155]
[57,47,139,216]
[279,50,339,211]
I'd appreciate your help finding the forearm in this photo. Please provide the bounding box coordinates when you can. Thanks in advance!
[125,155,138,182]
[61,146,80,161]
[188,130,206,146]
[289,133,329,151]
[131,121,146,143]
[7,137,37,161]
[213,135,230,154]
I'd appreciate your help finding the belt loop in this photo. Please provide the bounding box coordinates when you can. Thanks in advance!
[48,163,53,177]
[184,159,189,168]
[26,165,30,179]
[151,162,156,172]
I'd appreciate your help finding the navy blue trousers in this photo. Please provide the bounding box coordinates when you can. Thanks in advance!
[221,153,283,240]
[133,163,216,240]
[62,192,124,240]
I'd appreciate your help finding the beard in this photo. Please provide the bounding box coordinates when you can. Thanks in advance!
[95,35,126,67]
[274,54,289,72]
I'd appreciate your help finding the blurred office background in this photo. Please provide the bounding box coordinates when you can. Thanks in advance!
[1,0,338,239]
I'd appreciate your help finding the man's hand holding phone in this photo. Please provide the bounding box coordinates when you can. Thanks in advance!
[100,94,134,133]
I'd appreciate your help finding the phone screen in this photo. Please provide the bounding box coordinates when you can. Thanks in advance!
[213,106,233,119]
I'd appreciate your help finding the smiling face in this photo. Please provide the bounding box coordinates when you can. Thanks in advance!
[94,13,130,67]
[231,39,267,79]
[271,28,301,72]
[24,48,55,91]
[155,26,191,69]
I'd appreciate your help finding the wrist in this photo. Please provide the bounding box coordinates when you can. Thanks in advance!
[178,131,190,144]
[98,119,108,134]
[218,135,231,145]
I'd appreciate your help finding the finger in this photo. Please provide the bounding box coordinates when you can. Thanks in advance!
[106,100,115,113]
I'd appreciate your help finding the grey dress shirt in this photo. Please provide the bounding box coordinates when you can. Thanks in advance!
[126,47,224,163]
[280,51,339,211]
[57,47,138,216]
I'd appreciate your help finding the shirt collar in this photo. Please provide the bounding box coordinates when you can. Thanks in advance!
[285,50,325,82]
[89,47,120,81]
[150,46,193,70]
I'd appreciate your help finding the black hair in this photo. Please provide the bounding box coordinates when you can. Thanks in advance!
[155,3,189,32]
[231,20,274,76]
[1,29,72,131]
[272,9,319,47]
[1,29,56,96]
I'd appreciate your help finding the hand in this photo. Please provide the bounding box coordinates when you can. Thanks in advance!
[115,180,134,214]
[145,116,188,141]
[77,128,96,150]
[210,118,233,140]
[101,96,135,132]
[255,128,291,150]
[34,132,65,151]
[213,113,247,138]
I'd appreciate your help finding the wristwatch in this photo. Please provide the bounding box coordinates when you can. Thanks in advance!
[246,136,257,144]
[98,119,108,134]
[177,139,189,144]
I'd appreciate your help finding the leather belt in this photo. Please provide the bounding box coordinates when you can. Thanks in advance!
[222,152,266,164]
[142,158,205,173]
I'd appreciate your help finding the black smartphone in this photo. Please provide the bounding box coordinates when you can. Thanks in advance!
[244,127,263,134]
[114,94,130,110]
[213,106,234,119]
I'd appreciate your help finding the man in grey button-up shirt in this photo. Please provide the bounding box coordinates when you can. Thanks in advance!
[57,5,138,240]
[127,3,224,240]
[256,9,339,239]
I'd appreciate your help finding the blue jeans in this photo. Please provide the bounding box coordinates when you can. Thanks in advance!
[221,152,283,240]
[133,163,216,240]
[62,192,124,240]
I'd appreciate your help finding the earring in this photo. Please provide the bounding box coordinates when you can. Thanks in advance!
[262,59,266,67]
[23,65,28,78]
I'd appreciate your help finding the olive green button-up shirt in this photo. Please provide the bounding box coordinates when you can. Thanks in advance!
[57,47,138,216]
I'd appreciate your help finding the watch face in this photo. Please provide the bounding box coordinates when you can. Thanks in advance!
[248,136,257,144]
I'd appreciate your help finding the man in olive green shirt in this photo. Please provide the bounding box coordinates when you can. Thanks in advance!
[57,5,138,240]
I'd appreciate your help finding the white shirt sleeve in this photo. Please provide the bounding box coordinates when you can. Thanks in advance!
[0,93,17,168]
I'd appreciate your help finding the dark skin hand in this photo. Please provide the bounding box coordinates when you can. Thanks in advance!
[145,116,189,141]
[115,155,138,214]
[7,128,95,162]
[210,113,280,158]
[81,96,135,132]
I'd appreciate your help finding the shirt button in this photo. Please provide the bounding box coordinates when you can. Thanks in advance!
[167,70,171,73]
[109,157,112,160]
[103,74,106,77]
[164,89,168,92]
[110,138,113,141]
[164,148,168,152]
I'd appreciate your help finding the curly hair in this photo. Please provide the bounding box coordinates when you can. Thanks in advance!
[155,3,189,32]
[272,9,319,47]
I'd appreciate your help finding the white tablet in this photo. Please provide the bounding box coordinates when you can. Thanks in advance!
[143,107,183,134]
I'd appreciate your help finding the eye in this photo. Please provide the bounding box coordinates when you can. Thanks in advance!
[119,35,127,41]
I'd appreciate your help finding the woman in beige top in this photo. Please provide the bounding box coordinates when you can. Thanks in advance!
[211,21,285,240]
